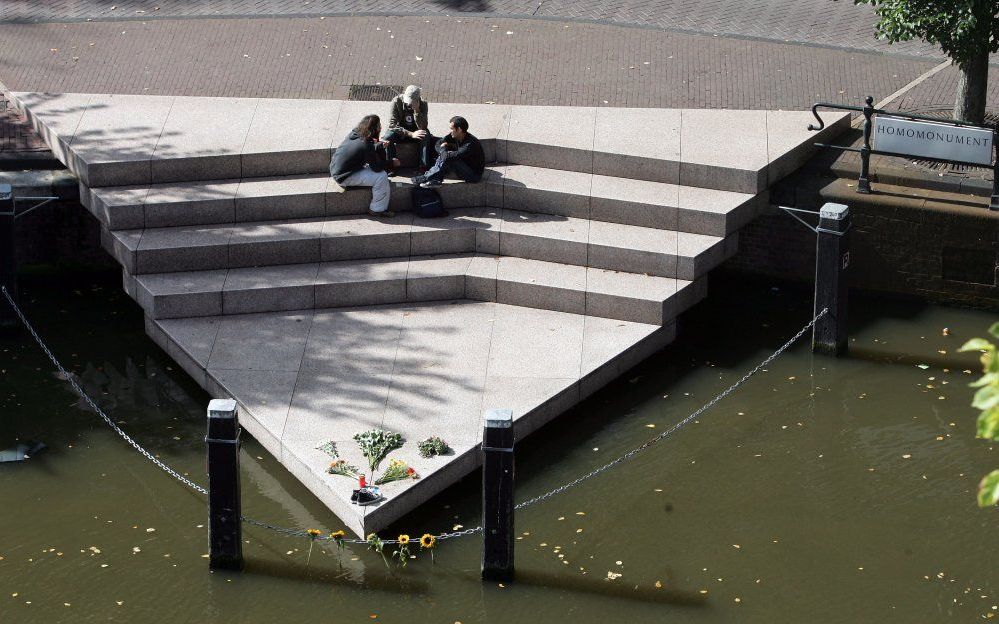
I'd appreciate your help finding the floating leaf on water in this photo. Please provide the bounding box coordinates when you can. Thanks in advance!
[917,364,930,370]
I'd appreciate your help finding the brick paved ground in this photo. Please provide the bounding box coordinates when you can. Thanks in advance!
[0,93,49,153]
[0,0,953,59]
[1,14,997,157]
[0,16,940,107]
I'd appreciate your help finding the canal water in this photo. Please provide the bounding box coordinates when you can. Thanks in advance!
[1,270,996,623]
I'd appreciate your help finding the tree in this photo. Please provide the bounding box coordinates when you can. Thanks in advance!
[958,323,999,508]
[855,0,997,124]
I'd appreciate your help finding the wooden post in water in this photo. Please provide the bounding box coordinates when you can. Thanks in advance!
[206,399,243,571]
[0,184,16,328]
[482,408,515,583]
[812,202,851,356]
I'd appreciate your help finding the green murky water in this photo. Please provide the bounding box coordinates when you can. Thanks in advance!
[1,271,996,623]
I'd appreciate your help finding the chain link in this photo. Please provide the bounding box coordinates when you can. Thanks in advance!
[2,285,477,545]
[2,286,209,495]
[4,284,825,545]
[513,307,828,510]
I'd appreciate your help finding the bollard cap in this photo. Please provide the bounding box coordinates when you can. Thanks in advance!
[208,398,238,419]
[484,408,513,428]
[819,202,849,220]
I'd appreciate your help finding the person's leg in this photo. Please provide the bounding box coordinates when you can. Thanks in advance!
[418,134,435,169]
[380,127,409,143]
[369,170,391,213]
[340,166,392,213]
[448,159,481,183]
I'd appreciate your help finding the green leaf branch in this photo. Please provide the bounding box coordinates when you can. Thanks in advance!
[958,321,999,508]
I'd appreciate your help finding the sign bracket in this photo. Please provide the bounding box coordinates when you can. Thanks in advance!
[808,96,999,211]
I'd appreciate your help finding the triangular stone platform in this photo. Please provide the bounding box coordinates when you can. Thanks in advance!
[11,92,849,536]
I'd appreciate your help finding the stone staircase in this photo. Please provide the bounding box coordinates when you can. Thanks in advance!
[12,92,849,535]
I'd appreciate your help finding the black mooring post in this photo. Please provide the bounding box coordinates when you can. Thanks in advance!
[813,202,851,356]
[207,399,243,571]
[990,130,999,211]
[858,96,874,194]
[482,408,515,583]
[0,184,16,328]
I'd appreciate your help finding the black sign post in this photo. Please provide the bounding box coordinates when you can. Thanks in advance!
[812,203,851,356]
[482,408,515,583]
[207,399,243,571]
[0,184,16,328]
[809,97,999,211]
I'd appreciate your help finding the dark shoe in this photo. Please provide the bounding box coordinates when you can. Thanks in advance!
[350,489,360,504]
[411,175,426,186]
[368,209,396,218]
[420,179,442,188]
[355,487,383,506]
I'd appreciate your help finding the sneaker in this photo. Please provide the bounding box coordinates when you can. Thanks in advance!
[410,175,426,186]
[355,487,383,507]
[419,179,442,188]
[367,209,396,218]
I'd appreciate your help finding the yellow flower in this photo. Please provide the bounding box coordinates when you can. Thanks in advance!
[330,530,346,541]
[398,534,410,545]
[367,533,377,541]
[420,534,436,549]
[306,528,322,538]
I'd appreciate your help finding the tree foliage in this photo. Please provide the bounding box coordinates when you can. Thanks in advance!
[958,322,999,508]
[854,0,998,63]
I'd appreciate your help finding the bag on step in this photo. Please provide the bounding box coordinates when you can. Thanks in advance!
[411,186,447,218]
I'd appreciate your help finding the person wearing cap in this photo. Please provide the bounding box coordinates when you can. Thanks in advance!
[411,116,484,188]
[382,85,434,169]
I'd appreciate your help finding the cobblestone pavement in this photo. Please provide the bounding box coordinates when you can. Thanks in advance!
[0,93,49,153]
[2,13,997,156]
[0,0,946,59]
[0,15,941,108]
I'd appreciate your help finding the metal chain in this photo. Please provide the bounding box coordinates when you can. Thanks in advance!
[1,286,209,495]
[3,284,825,545]
[513,307,828,510]
[240,516,482,545]
[2,285,475,545]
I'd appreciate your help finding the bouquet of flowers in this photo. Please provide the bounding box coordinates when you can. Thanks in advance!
[316,441,339,458]
[417,436,451,458]
[374,459,419,485]
[353,428,404,471]
[326,459,360,478]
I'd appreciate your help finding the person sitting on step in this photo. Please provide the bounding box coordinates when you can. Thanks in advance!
[411,116,485,189]
[382,85,434,170]
[329,114,400,218]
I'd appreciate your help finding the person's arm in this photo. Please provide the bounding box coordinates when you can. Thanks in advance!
[387,98,404,130]
[364,141,387,172]
[435,136,450,155]
[442,138,473,161]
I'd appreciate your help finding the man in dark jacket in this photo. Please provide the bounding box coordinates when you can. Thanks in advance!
[411,116,485,188]
[330,114,400,217]
[381,85,434,169]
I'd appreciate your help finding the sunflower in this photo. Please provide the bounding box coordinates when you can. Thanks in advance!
[306,528,322,538]
[397,534,410,545]
[420,534,436,549]
[330,530,346,541]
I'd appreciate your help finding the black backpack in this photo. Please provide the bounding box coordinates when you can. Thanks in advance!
[411,186,446,218]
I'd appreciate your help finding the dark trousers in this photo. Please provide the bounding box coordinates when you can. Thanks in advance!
[425,156,482,183]
[381,127,434,168]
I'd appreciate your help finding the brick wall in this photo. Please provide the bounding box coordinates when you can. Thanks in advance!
[723,177,999,311]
